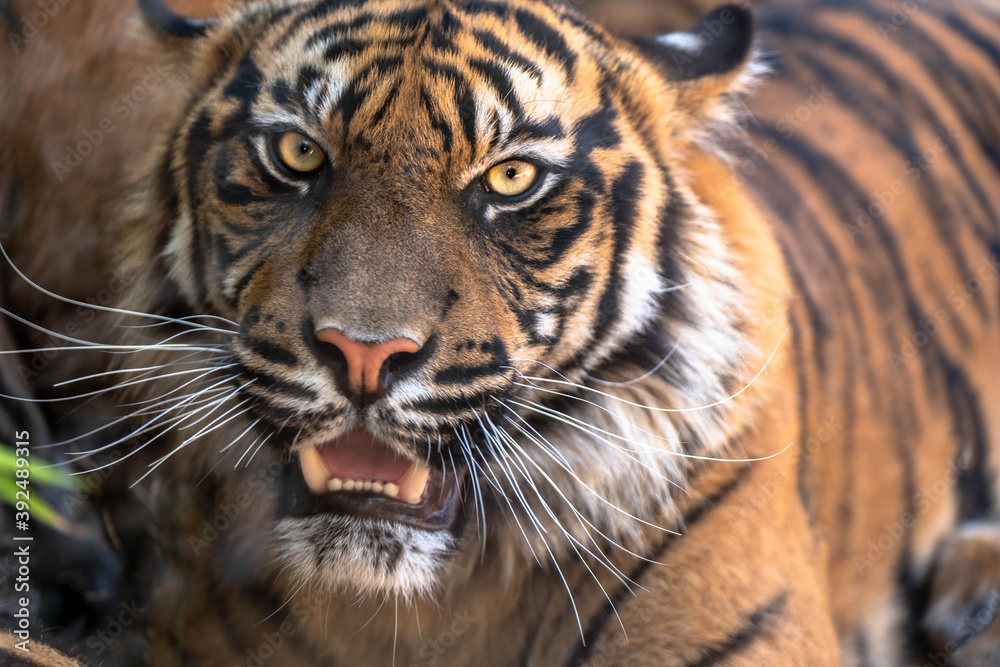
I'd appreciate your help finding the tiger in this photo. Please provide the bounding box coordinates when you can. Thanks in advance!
[2,0,1000,664]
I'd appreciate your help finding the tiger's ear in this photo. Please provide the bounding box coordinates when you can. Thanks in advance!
[140,0,220,39]
[632,4,755,103]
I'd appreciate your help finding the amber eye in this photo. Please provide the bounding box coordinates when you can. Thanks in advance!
[483,160,539,197]
[274,131,326,173]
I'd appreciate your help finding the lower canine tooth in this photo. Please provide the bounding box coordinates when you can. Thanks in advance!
[396,462,432,504]
[300,448,330,495]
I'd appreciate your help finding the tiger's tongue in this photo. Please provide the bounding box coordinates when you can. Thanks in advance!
[320,428,411,480]
[300,428,432,503]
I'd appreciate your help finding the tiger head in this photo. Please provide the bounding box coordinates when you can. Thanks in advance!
[119,0,761,602]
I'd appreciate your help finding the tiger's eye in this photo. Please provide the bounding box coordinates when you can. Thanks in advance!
[275,131,325,173]
[483,160,539,196]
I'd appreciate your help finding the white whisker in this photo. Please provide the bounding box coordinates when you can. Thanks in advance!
[0,242,238,331]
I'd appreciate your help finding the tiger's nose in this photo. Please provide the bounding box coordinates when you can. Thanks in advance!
[314,328,422,408]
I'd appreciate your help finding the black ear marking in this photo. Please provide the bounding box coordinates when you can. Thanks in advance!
[139,0,218,39]
[633,4,754,81]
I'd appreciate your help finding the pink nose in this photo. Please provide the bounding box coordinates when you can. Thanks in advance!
[315,328,421,407]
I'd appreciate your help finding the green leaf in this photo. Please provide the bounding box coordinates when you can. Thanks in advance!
[0,444,77,489]
[0,443,77,532]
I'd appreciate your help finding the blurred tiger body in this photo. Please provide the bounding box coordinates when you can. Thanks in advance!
[1,0,999,665]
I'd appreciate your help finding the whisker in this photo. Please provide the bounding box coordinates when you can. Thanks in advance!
[69,376,237,456]
[513,395,792,464]
[236,430,273,469]
[0,243,238,331]
[457,424,542,565]
[508,327,789,414]
[490,429,629,640]
[134,394,254,486]
[493,408,677,550]
[588,339,679,387]
[507,396,686,466]
[0,303,228,353]
[52,354,222,387]
[478,425,584,639]
[0,342,227,356]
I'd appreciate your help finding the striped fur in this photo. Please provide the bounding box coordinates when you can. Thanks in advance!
[1,0,999,665]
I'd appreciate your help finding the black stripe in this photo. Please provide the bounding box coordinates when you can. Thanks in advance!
[0,0,19,30]
[751,125,929,406]
[233,258,267,301]
[508,117,564,143]
[680,591,789,667]
[457,86,478,154]
[338,56,404,132]
[514,9,576,77]
[408,394,484,415]
[277,0,370,52]
[568,464,752,666]
[214,150,270,206]
[246,140,298,196]
[936,6,1000,82]
[222,55,264,115]
[241,336,298,367]
[944,358,995,520]
[854,629,873,667]
[789,313,815,522]
[465,56,524,118]
[183,108,214,217]
[766,18,985,297]
[472,28,544,82]
[434,336,508,385]
[764,9,1000,245]
[235,363,317,401]
[420,86,454,154]
[463,0,509,20]
[581,160,644,355]
[295,65,325,105]
[369,80,401,127]
[434,364,505,385]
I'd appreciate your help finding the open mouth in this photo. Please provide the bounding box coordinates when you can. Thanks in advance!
[290,428,466,532]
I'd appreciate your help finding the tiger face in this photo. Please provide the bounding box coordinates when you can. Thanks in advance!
[124,0,757,600]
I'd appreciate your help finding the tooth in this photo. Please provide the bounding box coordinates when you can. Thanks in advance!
[344,479,355,491]
[383,482,399,498]
[300,448,329,495]
[328,478,343,492]
[363,481,373,492]
[371,481,384,494]
[396,462,431,504]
